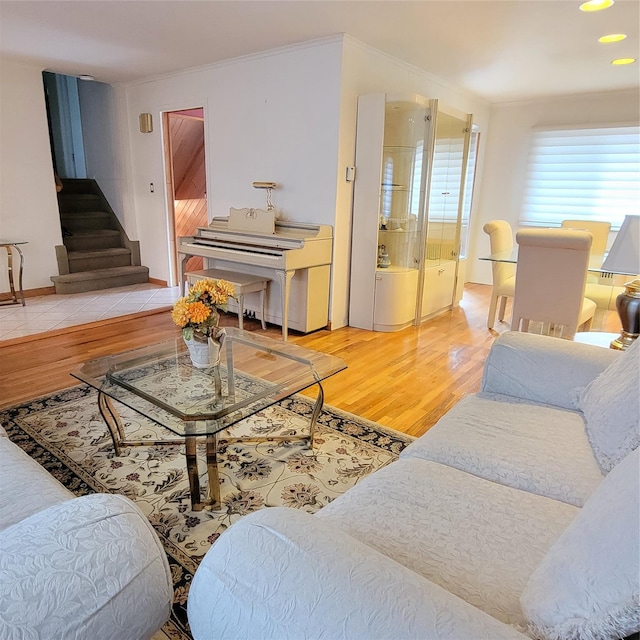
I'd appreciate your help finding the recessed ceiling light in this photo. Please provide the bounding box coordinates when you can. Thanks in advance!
[78,74,95,81]
[599,33,627,43]
[579,0,614,11]
[611,58,637,65]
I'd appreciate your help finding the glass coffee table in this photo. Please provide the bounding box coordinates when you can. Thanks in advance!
[71,328,347,510]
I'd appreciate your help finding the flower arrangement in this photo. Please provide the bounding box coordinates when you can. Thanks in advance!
[172,278,235,342]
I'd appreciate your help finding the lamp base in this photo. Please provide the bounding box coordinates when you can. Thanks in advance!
[610,279,640,351]
[610,330,639,351]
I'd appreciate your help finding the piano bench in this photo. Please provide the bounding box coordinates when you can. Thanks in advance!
[185,268,269,331]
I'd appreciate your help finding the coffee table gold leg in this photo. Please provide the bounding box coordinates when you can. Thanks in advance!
[185,435,203,511]
[98,392,124,455]
[213,365,222,398]
[206,434,221,510]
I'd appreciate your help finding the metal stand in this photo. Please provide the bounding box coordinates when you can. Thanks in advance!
[0,242,26,306]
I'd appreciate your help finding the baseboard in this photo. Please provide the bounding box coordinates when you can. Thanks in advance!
[148,277,168,287]
[0,286,55,301]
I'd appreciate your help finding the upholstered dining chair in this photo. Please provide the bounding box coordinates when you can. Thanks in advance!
[483,220,516,329]
[511,228,597,339]
[560,219,611,258]
[560,219,625,311]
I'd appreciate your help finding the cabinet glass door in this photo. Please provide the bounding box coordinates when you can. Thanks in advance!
[459,126,480,260]
[419,109,470,319]
[377,101,430,273]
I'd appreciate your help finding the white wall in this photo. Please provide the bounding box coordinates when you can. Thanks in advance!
[120,35,494,330]
[79,80,128,225]
[469,89,640,285]
[0,58,62,292]
[121,37,344,294]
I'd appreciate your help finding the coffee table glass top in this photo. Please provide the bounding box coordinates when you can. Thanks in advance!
[71,327,346,437]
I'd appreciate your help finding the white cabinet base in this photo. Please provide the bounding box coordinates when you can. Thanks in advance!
[373,268,419,332]
[420,261,457,320]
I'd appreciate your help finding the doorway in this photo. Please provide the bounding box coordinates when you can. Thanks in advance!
[163,108,208,287]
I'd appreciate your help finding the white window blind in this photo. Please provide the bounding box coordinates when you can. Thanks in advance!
[520,125,640,230]
[427,135,465,222]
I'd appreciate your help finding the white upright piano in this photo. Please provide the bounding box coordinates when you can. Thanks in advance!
[178,217,333,340]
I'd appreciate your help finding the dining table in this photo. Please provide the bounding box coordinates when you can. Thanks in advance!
[479,248,637,278]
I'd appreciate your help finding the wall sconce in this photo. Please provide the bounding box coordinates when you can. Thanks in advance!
[252,181,277,210]
[139,113,153,133]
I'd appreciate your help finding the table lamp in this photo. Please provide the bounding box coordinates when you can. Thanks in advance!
[601,214,640,350]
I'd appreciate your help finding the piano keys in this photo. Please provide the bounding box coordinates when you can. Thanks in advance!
[178,218,333,340]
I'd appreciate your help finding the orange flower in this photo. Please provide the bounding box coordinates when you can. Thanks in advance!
[171,298,191,327]
[187,301,211,324]
[172,278,235,339]
[191,278,235,306]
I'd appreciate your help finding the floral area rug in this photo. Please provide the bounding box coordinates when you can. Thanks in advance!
[0,385,414,639]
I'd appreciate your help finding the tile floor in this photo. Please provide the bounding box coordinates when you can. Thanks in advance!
[0,283,183,342]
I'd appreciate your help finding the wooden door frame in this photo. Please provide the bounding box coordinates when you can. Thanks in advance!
[162,107,207,288]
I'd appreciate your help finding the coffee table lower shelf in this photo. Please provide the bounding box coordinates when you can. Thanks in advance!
[97,384,325,511]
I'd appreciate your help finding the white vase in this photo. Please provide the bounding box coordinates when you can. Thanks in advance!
[184,334,223,369]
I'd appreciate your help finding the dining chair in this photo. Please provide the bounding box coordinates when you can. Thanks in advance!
[560,219,627,311]
[511,228,597,339]
[560,219,611,257]
[482,220,516,329]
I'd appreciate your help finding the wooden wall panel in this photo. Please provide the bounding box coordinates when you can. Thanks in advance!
[169,114,206,200]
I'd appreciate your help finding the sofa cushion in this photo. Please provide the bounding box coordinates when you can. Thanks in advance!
[190,507,529,640]
[0,493,173,640]
[520,448,640,640]
[576,337,640,474]
[481,331,618,411]
[0,436,72,531]
[317,457,578,632]
[401,394,603,506]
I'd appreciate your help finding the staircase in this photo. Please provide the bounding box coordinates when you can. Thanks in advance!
[51,179,149,294]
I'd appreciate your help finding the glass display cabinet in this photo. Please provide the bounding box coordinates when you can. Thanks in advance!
[349,92,474,331]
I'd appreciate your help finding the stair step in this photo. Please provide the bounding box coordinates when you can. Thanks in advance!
[64,230,122,252]
[68,247,132,272]
[58,193,102,213]
[61,211,116,232]
[54,178,151,295]
[59,179,96,195]
[51,266,149,294]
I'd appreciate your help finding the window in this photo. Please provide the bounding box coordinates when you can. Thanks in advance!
[520,124,640,230]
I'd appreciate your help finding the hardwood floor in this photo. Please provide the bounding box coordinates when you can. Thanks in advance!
[0,283,618,438]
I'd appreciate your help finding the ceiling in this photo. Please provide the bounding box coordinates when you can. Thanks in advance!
[0,0,638,103]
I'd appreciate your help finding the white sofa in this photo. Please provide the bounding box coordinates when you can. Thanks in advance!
[0,426,174,639]
[187,331,640,640]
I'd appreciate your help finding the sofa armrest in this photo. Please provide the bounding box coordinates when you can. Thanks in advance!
[188,507,527,640]
[0,493,173,640]
[481,331,619,410]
